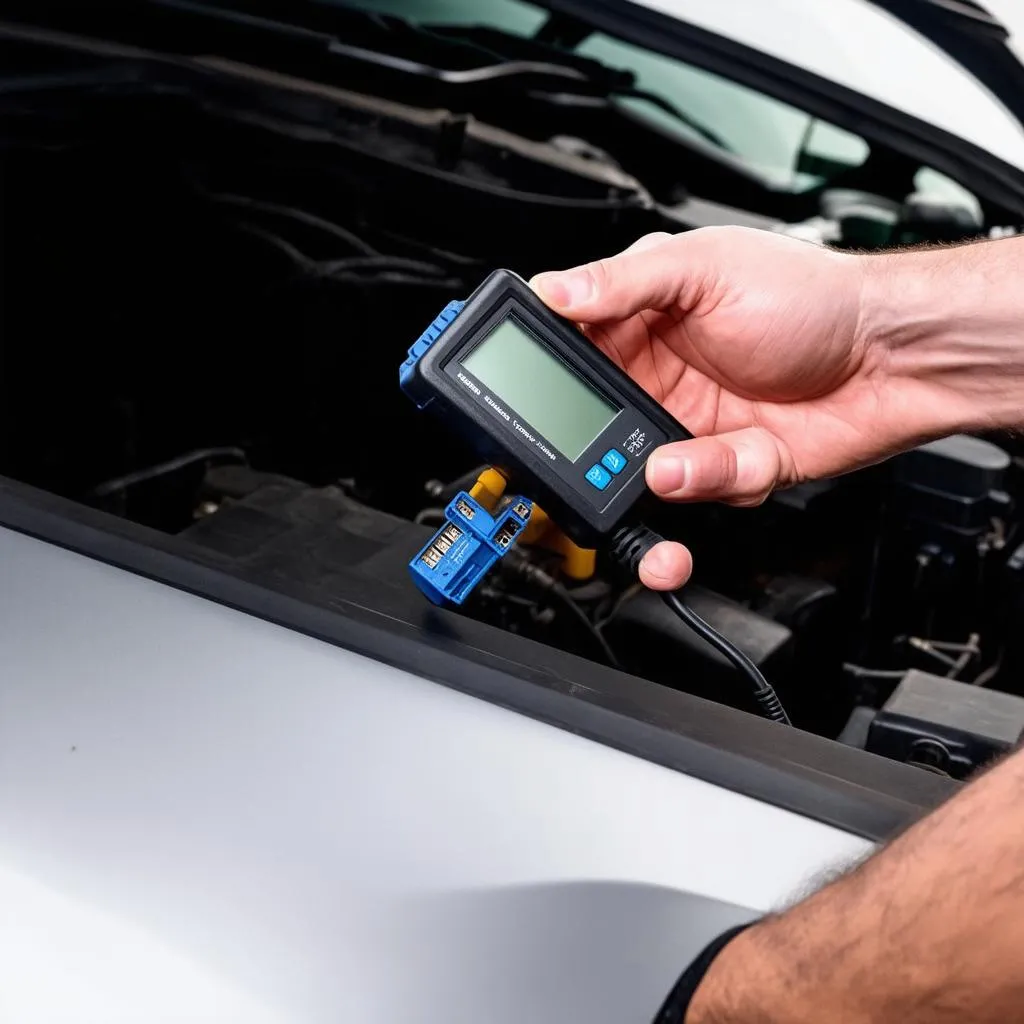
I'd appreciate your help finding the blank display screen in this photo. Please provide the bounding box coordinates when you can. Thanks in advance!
[460,317,619,462]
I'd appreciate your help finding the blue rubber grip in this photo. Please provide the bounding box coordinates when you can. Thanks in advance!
[398,299,465,404]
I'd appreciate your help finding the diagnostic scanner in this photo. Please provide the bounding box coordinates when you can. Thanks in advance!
[400,269,692,548]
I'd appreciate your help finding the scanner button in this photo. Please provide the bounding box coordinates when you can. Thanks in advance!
[601,449,627,475]
[585,464,612,490]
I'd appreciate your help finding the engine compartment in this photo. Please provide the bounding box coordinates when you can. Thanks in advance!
[5,17,1024,776]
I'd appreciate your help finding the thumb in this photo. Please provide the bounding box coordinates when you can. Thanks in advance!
[645,428,792,507]
[530,231,689,322]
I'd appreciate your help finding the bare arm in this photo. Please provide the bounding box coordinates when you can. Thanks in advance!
[859,235,1024,440]
[534,231,1024,1017]
[685,745,1024,1023]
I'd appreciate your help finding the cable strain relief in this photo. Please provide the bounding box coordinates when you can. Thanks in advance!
[753,686,789,725]
[609,522,664,578]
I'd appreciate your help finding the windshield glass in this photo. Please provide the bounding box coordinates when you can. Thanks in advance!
[336,0,867,189]
[332,0,979,204]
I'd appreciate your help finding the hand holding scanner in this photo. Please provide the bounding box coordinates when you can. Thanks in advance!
[398,269,791,724]
[399,268,692,548]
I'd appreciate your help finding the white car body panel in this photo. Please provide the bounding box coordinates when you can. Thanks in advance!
[0,527,869,1023]
[633,0,1024,170]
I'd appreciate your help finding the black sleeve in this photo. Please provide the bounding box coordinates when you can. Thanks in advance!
[652,920,759,1023]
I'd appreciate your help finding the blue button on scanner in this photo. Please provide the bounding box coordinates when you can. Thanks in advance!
[601,448,627,475]
[585,464,612,490]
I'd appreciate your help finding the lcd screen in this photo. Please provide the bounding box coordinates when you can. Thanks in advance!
[460,317,619,462]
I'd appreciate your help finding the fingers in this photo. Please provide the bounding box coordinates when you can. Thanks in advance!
[639,540,693,591]
[646,428,790,507]
[530,231,687,323]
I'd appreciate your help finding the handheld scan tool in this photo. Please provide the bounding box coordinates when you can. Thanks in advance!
[399,270,791,725]
[399,269,692,553]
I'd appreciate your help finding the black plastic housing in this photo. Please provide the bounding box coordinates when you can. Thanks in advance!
[868,669,1024,778]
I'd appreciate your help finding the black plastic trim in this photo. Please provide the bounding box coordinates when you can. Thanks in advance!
[0,474,955,842]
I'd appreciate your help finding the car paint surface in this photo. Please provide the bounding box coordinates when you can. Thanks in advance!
[0,526,869,1022]
[631,0,1024,170]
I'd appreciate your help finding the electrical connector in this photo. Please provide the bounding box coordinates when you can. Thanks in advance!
[409,491,533,606]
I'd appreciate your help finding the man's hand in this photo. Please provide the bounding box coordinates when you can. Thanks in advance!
[531,227,1024,589]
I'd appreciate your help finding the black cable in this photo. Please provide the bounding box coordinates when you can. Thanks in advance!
[207,193,379,256]
[502,554,620,669]
[88,447,248,499]
[230,224,452,282]
[609,523,791,725]
[549,580,621,670]
[232,221,316,272]
[662,590,789,725]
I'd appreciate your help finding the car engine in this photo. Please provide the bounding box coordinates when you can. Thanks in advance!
[4,7,1024,777]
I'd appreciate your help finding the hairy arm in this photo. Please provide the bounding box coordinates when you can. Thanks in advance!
[667,236,1024,1020]
[684,745,1024,1023]
[859,235,1024,441]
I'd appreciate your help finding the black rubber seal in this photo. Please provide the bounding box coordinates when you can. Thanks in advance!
[0,474,956,841]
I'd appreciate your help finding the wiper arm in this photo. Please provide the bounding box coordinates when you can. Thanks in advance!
[326,38,590,87]
[144,0,731,153]
[401,19,731,151]
[326,14,730,150]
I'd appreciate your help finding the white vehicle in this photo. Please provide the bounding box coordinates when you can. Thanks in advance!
[2,1,1023,1021]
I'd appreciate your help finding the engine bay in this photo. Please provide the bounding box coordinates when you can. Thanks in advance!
[5,8,1024,778]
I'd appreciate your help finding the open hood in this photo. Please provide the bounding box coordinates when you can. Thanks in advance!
[9,0,1024,212]
[565,0,1024,174]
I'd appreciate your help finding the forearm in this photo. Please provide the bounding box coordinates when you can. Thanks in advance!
[860,235,1024,437]
[684,745,1024,1023]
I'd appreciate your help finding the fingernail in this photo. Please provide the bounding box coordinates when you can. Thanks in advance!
[641,545,674,581]
[532,270,593,311]
[647,453,689,494]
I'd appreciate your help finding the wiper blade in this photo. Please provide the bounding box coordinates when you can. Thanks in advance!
[323,10,730,150]
[128,0,731,152]
[393,17,731,151]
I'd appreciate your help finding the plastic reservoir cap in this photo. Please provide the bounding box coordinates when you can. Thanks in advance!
[894,434,1011,499]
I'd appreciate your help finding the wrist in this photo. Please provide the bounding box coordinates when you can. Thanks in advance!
[682,921,786,1024]
[856,239,1024,437]
[682,914,874,1024]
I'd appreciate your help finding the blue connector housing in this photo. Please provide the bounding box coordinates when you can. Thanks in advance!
[398,299,465,407]
[409,491,533,606]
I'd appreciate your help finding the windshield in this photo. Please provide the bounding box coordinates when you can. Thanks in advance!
[335,0,868,189]
[335,0,980,207]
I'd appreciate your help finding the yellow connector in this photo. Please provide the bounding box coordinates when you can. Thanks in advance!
[468,467,508,510]
[468,468,596,581]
